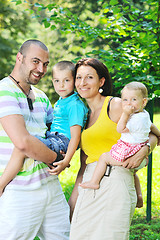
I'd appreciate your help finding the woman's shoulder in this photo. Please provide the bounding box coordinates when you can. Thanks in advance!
[110,97,122,109]
[109,97,122,123]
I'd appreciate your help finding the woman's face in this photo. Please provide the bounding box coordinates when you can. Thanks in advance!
[75,65,103,100]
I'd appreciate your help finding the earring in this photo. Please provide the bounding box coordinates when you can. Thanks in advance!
[99,88,103,93]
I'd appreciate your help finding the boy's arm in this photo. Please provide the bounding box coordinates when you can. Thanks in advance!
[48,125,82,175]
[0,148,26,196]
[150,123,160,145]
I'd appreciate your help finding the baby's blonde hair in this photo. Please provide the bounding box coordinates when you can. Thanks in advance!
[121,81,148,98]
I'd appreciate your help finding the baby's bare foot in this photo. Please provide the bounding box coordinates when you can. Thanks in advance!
[79,182,100,189]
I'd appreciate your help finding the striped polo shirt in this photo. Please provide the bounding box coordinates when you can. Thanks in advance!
[0,77,55,190]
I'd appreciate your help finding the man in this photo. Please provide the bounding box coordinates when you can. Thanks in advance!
[0,40,70,239]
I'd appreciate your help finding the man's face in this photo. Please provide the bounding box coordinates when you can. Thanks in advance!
[19,44,49,85]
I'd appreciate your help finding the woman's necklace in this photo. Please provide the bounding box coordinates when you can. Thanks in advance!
[9,75,33,110]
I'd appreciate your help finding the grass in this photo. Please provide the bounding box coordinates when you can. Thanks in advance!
[59,112,160,239]
[59,150,80,201]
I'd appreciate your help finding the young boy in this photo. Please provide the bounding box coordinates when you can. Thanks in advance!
[0,61,88,196]
[80,82,160,208]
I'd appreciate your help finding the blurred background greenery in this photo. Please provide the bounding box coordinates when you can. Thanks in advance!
[0,0,160,104]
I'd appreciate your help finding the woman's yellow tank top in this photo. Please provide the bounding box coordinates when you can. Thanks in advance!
[80,96,121,164]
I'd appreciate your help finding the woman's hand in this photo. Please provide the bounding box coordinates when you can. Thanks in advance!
[122,145,148,169]
[122,133,157,169]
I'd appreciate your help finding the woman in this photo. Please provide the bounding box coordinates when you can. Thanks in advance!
[69,58,157,240]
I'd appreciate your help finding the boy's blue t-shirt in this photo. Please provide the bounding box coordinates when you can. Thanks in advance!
[50,92,88,140]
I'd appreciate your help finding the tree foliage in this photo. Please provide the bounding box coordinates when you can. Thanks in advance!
[4,0,160,101]
[0,0,31,79]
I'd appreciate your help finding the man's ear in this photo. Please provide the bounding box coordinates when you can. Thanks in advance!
[100,77,105,87]
[143,98,148,107]
[16,52,23,63]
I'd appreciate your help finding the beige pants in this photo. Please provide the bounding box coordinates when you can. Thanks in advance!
[70,163,137,240]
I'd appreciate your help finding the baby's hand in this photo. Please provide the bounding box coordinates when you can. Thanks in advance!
[123,105,135,115]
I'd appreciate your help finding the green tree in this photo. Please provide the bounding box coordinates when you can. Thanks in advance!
[0,0,31,79]
[10,0,160,100]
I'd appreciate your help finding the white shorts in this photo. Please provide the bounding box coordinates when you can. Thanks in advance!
[0,177,70,240]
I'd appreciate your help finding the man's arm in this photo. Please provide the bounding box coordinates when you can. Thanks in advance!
[0,114,57,164]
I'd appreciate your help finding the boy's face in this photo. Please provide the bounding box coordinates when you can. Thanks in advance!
[52,68,75,98]
[121,88,147,113]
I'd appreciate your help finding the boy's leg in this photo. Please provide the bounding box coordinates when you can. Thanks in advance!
[35,134,64,165]
[36,135,60,153]
[134,172,143,208]
[36,132,69,156]
[54,132,70,153]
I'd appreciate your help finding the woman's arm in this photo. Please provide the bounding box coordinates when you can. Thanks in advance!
[122,133,157,169]
[68,149,87,221]
[150,123,160,145]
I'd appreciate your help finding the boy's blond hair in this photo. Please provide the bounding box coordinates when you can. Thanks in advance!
[52,61,75,78]
[121,81,148,98]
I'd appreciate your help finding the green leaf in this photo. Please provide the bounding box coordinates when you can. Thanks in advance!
[34,3,43,8]
[46,4,56,11]
[51,25,56,30]
[109,0,119,6]
[12,0,22,5]
[43,21,51,28]
[112,6,121,14]
[154,90,160,96]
